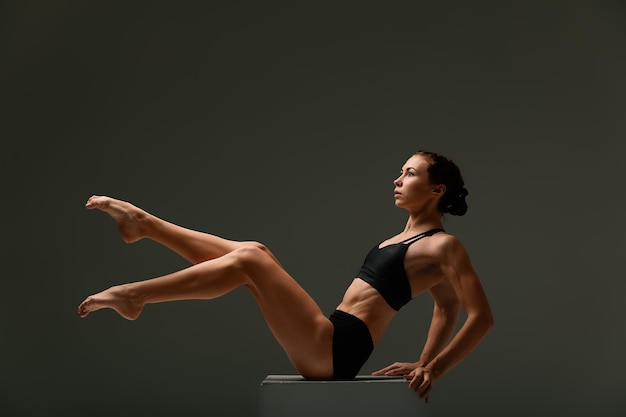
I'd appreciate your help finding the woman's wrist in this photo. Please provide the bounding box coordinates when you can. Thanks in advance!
[416,354,431,368]
[414,361,434,374]
[424,359,441,379]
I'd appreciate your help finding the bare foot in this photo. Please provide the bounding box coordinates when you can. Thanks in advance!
[77,285,144,320]
[86,195,147,243]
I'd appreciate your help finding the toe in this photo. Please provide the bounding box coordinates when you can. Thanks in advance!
[78,298,94,315]
[85,196,98,208]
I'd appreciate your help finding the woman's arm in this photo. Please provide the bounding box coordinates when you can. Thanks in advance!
[372,283,460,377]
[408,237,494,400]
[417,282,461,366]
[418,283,462,366]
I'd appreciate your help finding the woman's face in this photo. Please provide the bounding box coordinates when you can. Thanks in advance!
[393,155,444,211]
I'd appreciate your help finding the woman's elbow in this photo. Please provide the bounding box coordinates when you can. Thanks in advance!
[435,300,462,321]
[469,308,494,333]
[481,309,494,331]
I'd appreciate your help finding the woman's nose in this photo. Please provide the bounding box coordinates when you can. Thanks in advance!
[394,177,401,187]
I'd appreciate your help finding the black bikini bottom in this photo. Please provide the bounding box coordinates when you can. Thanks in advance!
[329,310,374,379]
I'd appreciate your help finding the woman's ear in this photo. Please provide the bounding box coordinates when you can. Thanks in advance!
[432,185,446,196]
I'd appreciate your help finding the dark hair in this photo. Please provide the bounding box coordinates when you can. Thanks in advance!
[414,150,469,216]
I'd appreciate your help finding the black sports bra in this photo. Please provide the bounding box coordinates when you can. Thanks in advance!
[356,228,445,311]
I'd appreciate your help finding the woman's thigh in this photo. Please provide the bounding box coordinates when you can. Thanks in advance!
[234,245,334,379]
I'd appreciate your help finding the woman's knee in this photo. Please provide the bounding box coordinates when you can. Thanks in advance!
[239,241,282,263]
[241,241,271,254]
[230,243,274,272]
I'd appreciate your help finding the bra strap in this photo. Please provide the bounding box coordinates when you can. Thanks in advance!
[401,228,445,245]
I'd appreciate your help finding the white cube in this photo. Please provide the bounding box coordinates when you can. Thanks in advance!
[260,375,429,417]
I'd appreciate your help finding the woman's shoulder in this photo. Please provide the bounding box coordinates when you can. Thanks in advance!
[428,231,469,260]
[432,230,461,246]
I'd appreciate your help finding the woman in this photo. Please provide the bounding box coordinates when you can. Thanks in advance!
[77,150,493,402]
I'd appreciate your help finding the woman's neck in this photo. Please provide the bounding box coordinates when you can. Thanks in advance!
[403,212,443,234]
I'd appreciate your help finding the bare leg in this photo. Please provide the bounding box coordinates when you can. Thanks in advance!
[77,245,334,379]
[86,195,249,264]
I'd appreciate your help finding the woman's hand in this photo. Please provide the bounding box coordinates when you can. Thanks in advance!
[371,361,419,377]
[405,366,433,403]
[372,363,434,403]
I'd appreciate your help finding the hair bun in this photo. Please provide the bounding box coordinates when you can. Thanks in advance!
[444,185,468,216]
[414,150,468,216]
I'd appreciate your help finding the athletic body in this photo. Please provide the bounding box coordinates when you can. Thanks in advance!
[77,150,494,402]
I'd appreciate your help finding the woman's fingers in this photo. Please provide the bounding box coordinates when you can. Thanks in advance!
[408,368,433,403]
[371,365,394,376]
[372,362,417,376]
[372,363,401,376]
[419,384,432,403]
[376,364,434,403]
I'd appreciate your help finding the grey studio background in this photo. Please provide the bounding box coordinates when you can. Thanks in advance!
[2,1,625,417]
